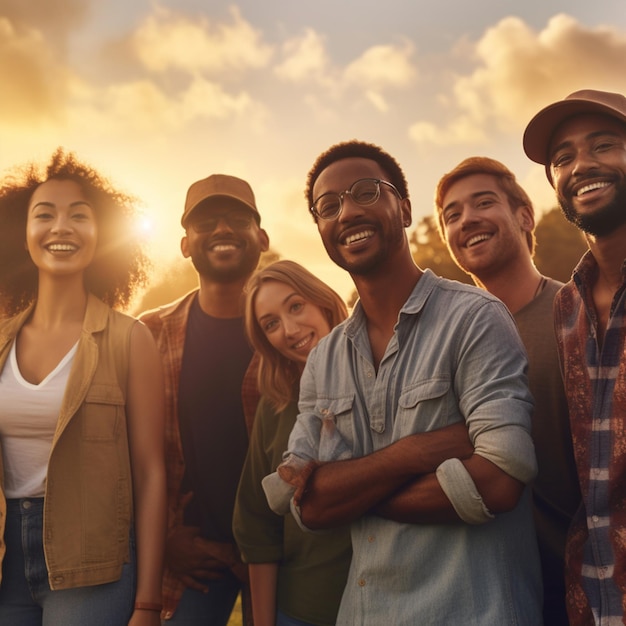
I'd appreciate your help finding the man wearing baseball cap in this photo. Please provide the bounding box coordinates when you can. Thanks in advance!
[141,174,269,624]
[524,89,626,624]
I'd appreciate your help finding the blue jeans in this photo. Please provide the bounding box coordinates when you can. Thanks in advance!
[276,610,316,626]
[0,498,136,626]
[164,574,240,626]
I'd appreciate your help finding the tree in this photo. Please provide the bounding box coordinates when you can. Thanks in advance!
[410,216,472,284]
[534,207,587,283]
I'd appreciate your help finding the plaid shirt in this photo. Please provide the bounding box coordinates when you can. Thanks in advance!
[140,290,258,622]
[555,251,626,625]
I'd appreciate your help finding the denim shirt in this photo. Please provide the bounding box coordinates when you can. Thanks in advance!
[286,270,543,625]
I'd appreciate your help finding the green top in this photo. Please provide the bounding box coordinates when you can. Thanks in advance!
[233,396,352,626]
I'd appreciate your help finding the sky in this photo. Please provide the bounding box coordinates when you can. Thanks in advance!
[1,0,625,301]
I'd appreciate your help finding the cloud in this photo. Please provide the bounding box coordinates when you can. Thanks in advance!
[275,31,418,115]
[62,75,266,136]
[410,14,626,147]
[0,0,89,43]
[464,14,626,125]
[0,17,71,123]
[345,40,417,113]
[344,41,417,88]
[0,5,271,134]
[409,115,487,146]
[132,6,273,75]
[274,28,330,82]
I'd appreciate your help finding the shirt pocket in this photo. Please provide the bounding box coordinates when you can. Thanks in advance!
[314,394,355,459]
[80,384,125,441]
[396,378,457,435]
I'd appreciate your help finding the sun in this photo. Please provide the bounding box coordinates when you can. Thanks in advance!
[134,214,155,240]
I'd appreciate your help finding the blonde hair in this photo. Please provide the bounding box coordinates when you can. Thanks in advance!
[244,260,348,412]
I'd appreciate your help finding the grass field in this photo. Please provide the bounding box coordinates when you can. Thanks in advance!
[227,595,243,626]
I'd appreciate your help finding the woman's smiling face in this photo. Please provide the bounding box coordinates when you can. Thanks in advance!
[254,279,332,367]
[26,178,98,278]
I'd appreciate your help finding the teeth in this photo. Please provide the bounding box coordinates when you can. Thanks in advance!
[345,230,374,245]
[577,182,610,196]
[466,234,491,247]
[293,336,311,349]
[211,243,237,252]
[47,244,77,252]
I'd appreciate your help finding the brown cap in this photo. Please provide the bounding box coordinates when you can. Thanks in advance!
[523,89,626,166]
[181,174,259,227]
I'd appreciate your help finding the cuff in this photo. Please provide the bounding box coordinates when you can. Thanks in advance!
[436,457,495,524]
[262,472,294,516]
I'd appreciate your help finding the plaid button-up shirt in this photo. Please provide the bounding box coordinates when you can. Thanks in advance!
[140,290,259,622]
[555,251,626,625]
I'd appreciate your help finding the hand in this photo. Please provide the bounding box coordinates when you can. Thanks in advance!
[277,455,320,506]
[165,525,231,592]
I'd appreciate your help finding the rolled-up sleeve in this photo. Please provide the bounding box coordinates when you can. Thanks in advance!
[263,358,322,528]
[436,300,536,523]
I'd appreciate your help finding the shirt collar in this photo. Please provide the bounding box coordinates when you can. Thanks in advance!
[344,268,438,338]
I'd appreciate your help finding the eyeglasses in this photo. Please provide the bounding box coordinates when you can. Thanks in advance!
[190,211,255,234]
[310,178,401,221]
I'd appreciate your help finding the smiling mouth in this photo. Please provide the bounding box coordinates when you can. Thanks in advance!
[46,243,78,252]
[344,229,375,246]
[208,241,240,252]
[576,181,611,197]
[465,233,492,248]
[292,334,313,350]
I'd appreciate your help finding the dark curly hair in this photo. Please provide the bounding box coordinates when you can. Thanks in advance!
[0,148,150,316]
[305,140,409,221]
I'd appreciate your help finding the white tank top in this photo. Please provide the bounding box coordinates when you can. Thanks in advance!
[0,339,78,498]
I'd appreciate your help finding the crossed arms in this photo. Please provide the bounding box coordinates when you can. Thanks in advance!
[288,422,526,530]
[266,296,537,532]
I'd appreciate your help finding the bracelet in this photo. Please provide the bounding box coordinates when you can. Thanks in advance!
[134,601,163,612]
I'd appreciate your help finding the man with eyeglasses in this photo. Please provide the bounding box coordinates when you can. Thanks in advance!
[140,174,269,625]
[264,141,542,624]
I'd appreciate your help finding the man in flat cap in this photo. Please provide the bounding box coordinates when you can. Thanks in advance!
[524,89,626,625]
[141,175,269,624]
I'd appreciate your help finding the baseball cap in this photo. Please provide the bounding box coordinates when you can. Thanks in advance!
[523,89,626,166]
[181,174,260,227]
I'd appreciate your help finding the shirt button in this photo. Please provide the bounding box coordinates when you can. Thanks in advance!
[358,579,366,587]
[367,535,375,543]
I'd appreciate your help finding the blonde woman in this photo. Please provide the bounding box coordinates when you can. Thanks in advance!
[233,260,351,626]
[0,150,166,625]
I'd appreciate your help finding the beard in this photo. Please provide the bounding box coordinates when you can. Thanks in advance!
[189,246,261,283]
[558,176,626,238]
[323,211,406,276]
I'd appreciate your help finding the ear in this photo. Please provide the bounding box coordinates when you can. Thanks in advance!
[517,205,535,233]
[180,235,190,258]
[258,228,270,253]
[401,198,412,228]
